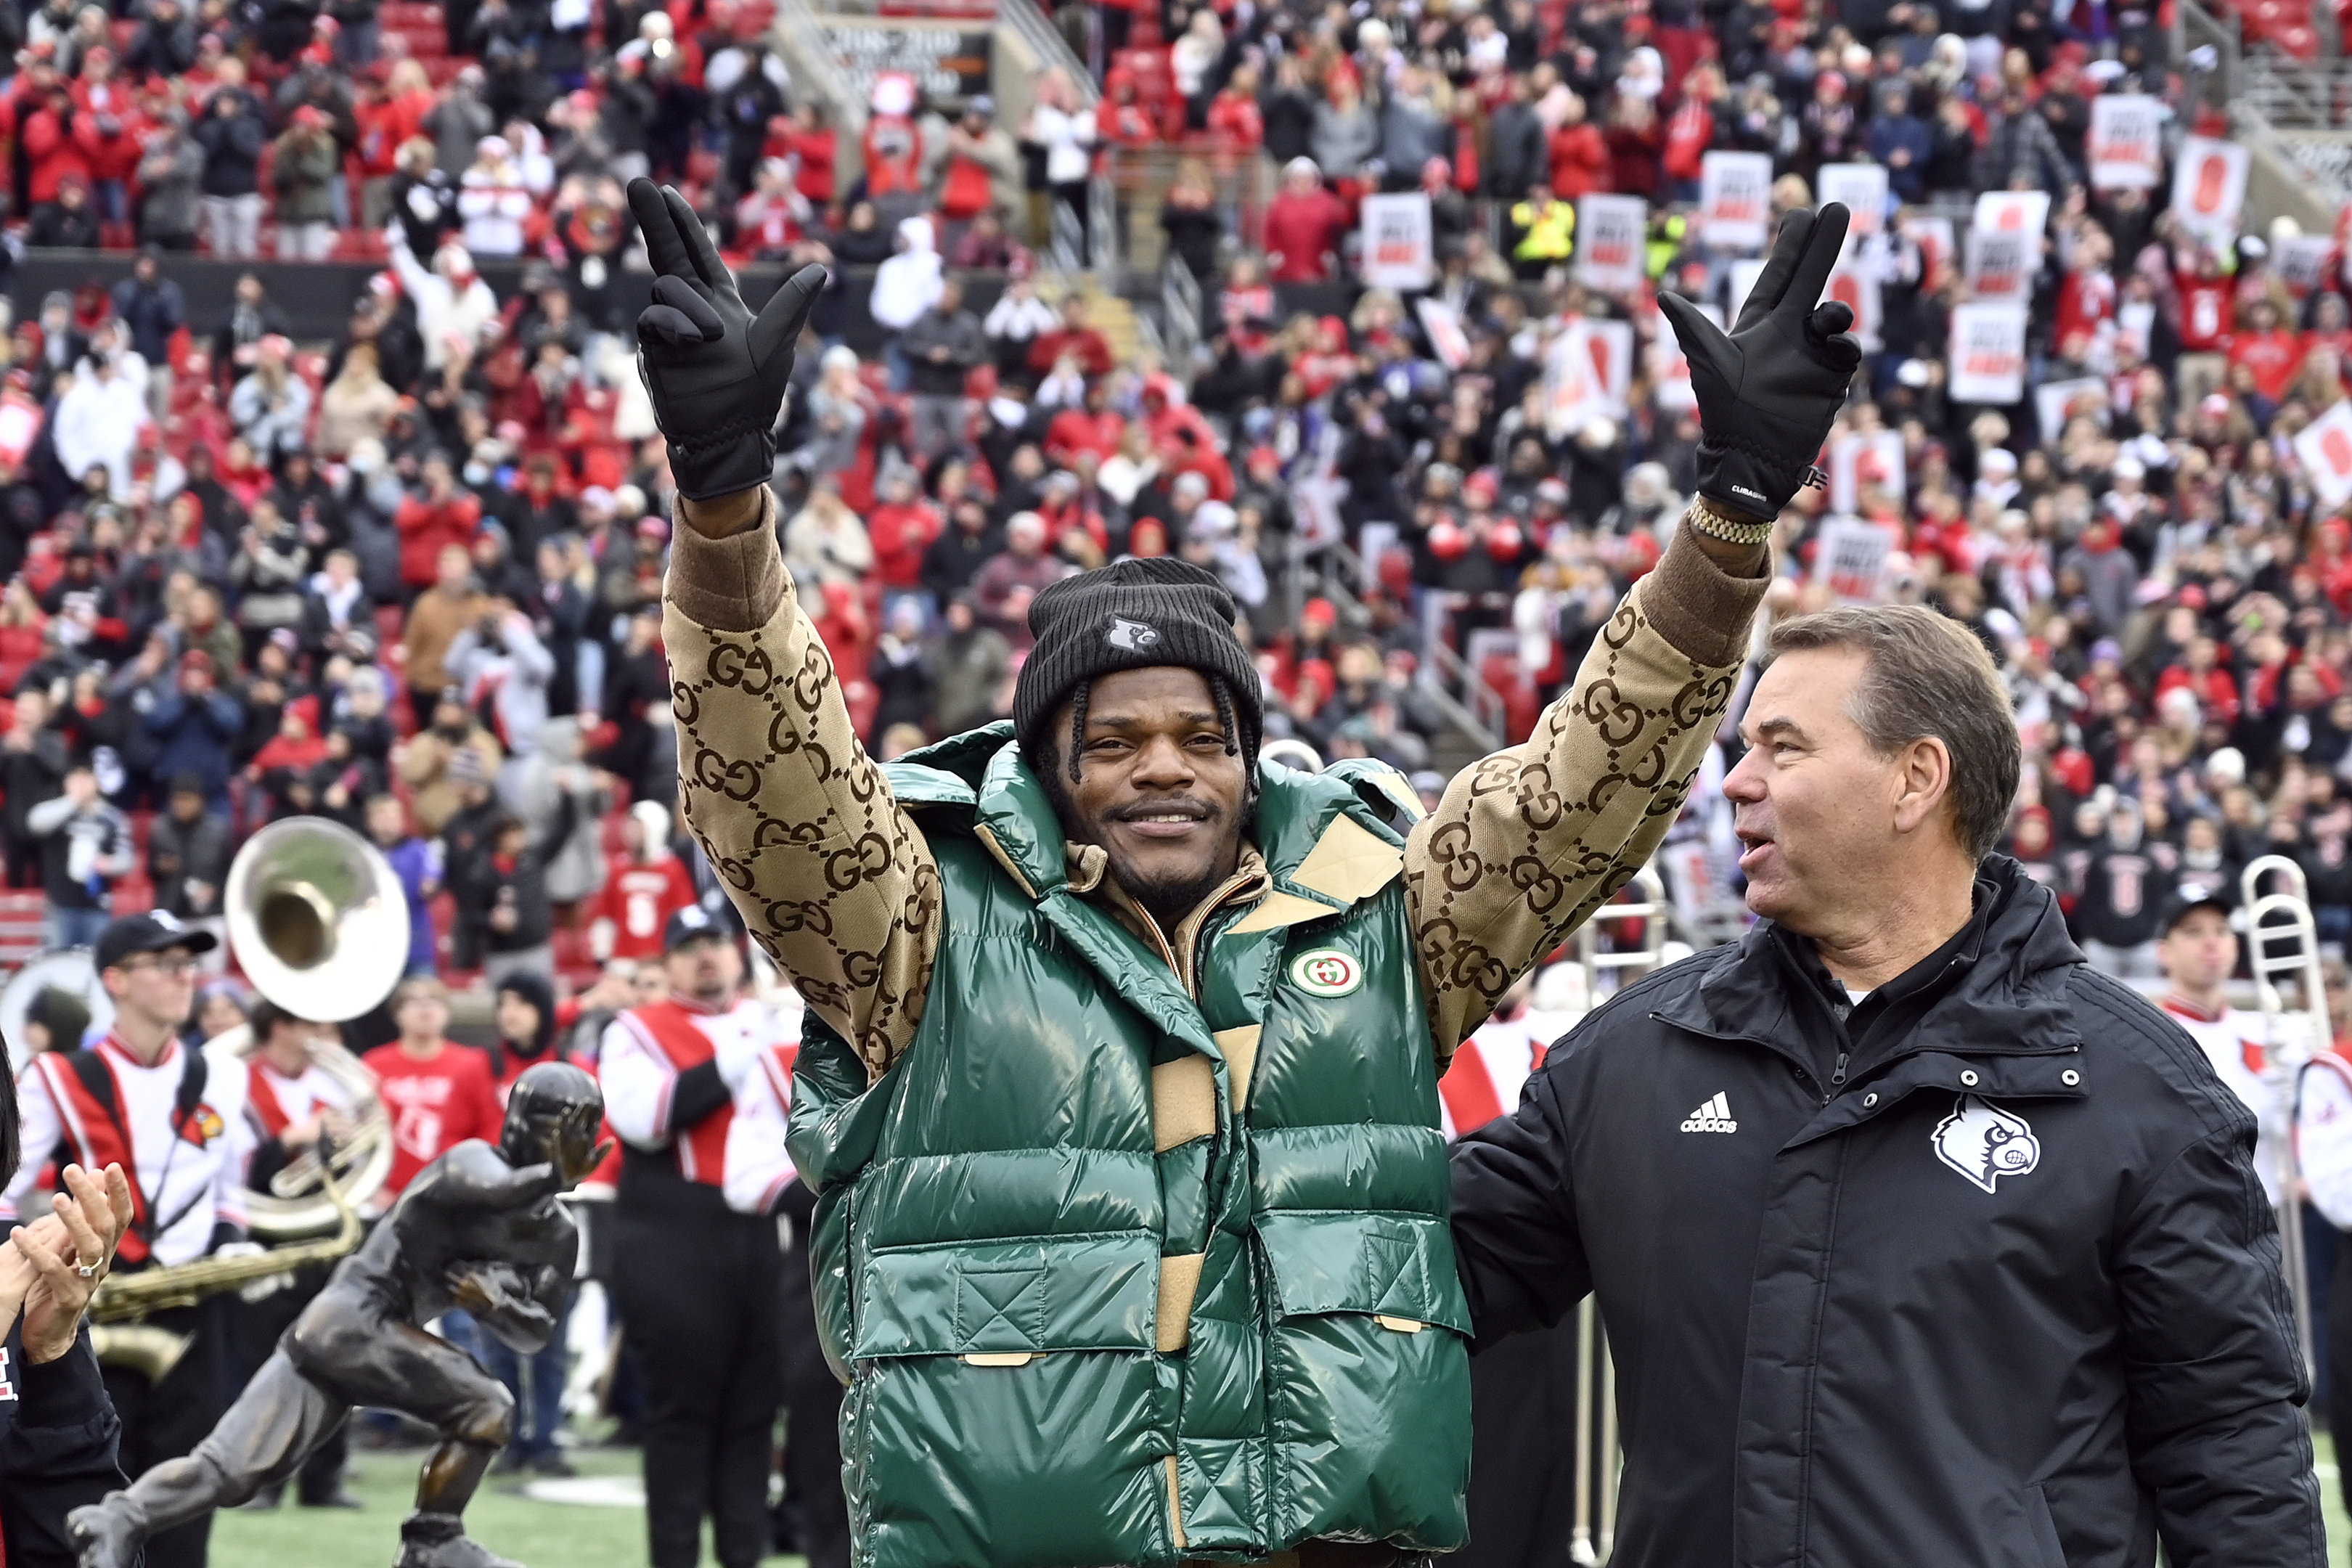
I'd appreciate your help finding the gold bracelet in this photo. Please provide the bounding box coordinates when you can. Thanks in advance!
[1688,498,1776,547]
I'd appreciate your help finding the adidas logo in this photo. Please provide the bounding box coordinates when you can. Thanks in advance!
[1681,1093,1738,1134]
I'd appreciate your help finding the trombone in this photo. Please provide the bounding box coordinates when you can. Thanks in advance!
[2241,854,2323,1377]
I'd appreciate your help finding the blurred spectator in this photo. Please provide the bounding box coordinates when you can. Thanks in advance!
[451,799,573,984]
[195,68,270,258]
[588,799,694,962]
[510,718,605,909]
[0,690,67,889]
[144,649,243,809]
[1264,158,1349,283]
[229,337,312,459]
[444,595,555,790]
[900,279,985,462]
[398,688,502,838]
[26,761,129,948]
[147,771,229,938]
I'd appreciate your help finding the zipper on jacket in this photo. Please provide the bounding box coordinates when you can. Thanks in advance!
[1831,1052,1848,1086]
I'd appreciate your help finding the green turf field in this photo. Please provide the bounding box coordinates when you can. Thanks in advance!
[210,1445,809,1568]
[197,1431,2352,1567]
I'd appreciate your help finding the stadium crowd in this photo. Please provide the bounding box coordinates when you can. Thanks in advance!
[0,0,2327,1001]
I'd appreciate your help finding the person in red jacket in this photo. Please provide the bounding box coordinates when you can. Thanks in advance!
[590,801,699,963]
[777,102,836,208]
[2229,298,2303,404]
[1262,156,1351,282]
[393,452,484,595]
[1661,65,1718,194]
[1546,91,1608,199]
[1044,379,1126,468]
[2175,247,2237,404]
[359,976,507,1206]
[20,84,92,210]
[68,49,141,229]
[2055,232,2117,359]
[1026,293,1115,377]
[865,465,943,589]
[1206,63,1264,147]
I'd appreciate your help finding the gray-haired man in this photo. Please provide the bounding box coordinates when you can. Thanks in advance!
[1453,605,2322,1568]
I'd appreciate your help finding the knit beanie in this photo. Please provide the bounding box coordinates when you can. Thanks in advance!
[1012,558,1263,775]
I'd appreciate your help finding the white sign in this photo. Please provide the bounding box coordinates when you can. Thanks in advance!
[1586,319,1634,410]
[1812,519,1900,603]
[1816,163,1890,237]
[1542,319,1631,438]
[2035,375,2109,442]
[1966,191,2051,298]
[1416,298,1470,370]
[2172,136,2250,246]
[2295,399,2352,510]
[1949,301,2030,404]
[1827,430,1906,514]
[2088,94,2164,189]
[2276,234,2336,292]
[1359,194,1433,290]
[1575,194,1647,292]
[1903,215,1956,290]
[1700,152,1773,251]
[1650,300,1720,413]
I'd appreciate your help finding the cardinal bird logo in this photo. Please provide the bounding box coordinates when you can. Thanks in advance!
[1106,617,1161,651]
[1932,1095,2041,1193]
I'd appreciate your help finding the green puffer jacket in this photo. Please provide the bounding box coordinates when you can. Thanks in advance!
[788,725,1471,1568]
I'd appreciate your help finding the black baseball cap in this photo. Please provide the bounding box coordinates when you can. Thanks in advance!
[93,911,219,971]
[2157,883,2232,936]
[663,902,742,953]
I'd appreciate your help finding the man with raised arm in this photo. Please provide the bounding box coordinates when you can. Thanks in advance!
[637,176,1862,1567]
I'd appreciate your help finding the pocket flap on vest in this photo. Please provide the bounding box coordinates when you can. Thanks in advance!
[852,1233,1164,1360]
[1254,1211,1474,1336]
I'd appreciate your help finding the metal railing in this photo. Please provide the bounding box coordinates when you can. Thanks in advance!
[1161,256,1201,377]
[996,0,1097,105]
[1318,540,1508,753]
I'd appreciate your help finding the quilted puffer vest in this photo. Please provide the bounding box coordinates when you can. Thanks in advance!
[788,725,1471,1568]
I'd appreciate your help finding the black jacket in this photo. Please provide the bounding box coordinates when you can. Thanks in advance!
[1452,859,2319,1568]
[0,1326,126,1567]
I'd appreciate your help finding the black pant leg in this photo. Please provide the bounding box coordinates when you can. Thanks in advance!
[1455,1315,1583,1568]
[777,1230,849,1568]
[711,1222,785,1568]
[615,1201,780,1568]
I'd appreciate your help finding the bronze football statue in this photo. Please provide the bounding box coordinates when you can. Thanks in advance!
[70,1061,607,1568]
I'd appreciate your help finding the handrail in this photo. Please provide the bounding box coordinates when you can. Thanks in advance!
[768,0,868,137]
[994,0,1098,105]
[1161,256,1201,380]
[1320,539,1507,753]
[1089,172,1120,281]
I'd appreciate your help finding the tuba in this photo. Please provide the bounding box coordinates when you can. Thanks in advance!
[89,817,407,1376]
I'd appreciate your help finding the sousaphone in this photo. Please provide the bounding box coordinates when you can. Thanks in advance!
[213,816,407,1236]
[89,816,409,1379]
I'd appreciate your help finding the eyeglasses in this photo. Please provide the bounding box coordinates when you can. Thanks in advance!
[121,956,199,978]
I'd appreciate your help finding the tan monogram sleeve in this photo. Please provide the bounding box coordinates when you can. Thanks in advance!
[663,490,942,1080]
[1408,518,1768,1058]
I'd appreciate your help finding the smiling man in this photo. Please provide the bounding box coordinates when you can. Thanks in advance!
[639,178,1861,1566]
[1450,605,2321,1568]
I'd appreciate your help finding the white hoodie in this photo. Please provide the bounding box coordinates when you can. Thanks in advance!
[870,216,944,332]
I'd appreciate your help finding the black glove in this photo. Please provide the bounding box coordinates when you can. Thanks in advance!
[1657,203,1863,520]
[628,178,827,501]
